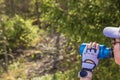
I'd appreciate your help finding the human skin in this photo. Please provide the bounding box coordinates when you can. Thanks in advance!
[80,39,120,80]
[112,38,120,65]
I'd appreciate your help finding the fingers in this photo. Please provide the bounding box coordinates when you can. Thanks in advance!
[87,42,99,49]
[86,42,93,48]
[96,43,100,50]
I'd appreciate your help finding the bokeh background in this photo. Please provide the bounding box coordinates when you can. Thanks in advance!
[0,0,120,80]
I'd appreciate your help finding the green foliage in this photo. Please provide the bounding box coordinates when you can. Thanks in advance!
[1,15,40,49]
[93,59,120,80]
[0,61,28,80]
[38,0,120,80]
[39,0,120,44]
[0,0,120,80]
[37,70,79,80]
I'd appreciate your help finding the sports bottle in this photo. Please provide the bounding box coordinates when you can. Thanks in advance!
[79,43,113,59]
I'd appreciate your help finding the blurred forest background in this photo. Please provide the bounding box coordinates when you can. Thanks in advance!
[0,0,120,80]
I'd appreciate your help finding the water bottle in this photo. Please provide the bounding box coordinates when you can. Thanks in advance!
[79,43,113,59]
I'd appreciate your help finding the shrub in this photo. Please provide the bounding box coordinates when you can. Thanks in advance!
[1,15,40,50]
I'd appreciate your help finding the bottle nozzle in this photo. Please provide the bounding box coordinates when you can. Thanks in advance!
[109,48,114,58]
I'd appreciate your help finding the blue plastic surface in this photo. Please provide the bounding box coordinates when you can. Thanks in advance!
[79,43,112,59]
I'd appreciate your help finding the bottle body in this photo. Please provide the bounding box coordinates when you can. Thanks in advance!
[79,43,113,59]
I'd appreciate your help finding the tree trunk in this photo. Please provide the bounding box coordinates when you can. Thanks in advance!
[35,0,41,29]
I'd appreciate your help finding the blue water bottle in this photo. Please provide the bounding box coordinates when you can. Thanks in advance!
[79,43,113,59]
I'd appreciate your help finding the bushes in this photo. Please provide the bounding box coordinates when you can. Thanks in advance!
[1,15,40,50]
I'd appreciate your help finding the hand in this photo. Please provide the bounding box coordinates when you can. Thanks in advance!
[81,42,99,72]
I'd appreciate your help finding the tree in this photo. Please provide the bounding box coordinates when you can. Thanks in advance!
[0,0,120,79]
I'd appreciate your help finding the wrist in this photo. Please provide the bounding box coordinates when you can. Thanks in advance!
[78,69,93,79]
